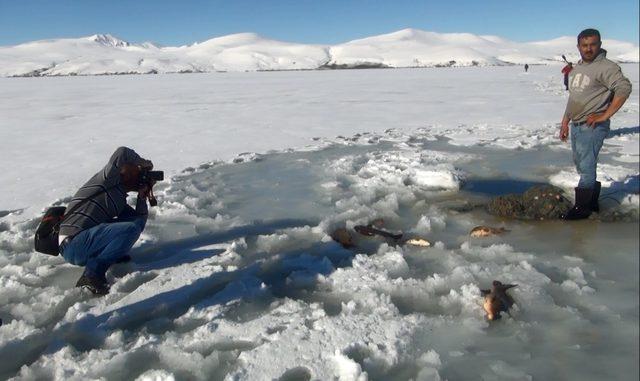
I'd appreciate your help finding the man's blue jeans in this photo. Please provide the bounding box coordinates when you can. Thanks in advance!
[571,120,610,188]
[61,208,146,280]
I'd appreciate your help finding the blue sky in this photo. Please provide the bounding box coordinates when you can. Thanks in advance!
[0,0,638,46]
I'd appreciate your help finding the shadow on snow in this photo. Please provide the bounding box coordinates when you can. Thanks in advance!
[0,218,357,379]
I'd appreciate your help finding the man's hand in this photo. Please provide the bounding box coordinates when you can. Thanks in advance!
[586,95,628,128]
[559,119,570,142]
[137,184,151,200]
[586,112,608,127]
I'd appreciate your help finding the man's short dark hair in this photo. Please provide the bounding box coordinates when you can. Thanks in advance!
[578,28,601,43]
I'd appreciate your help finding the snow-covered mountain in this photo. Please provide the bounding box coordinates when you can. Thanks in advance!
[0,33,330,76]
[0,29,638,77]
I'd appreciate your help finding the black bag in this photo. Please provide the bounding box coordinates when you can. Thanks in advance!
[34,186,113,256]
[34,206,66,255]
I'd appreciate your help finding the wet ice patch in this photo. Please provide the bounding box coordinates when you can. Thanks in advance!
[412,168,460,189]
[434,124,557,150]
[323,149,466,232]
[153,171,245,237]
[485,360,533,381]
[561,266,595,295]
[136,369,176,381]
[331,149,464,192]
[413,350,444,381]
[254,225,325,254]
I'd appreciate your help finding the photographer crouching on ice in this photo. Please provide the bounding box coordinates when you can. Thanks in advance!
[57,146,162,295]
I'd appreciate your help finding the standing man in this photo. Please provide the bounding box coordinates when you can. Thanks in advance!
[559,28,632,220]
[59,147,156,294]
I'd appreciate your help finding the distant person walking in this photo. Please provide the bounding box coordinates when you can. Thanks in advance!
[559,28,632,220]
[561,62,573,90]
[524,64,529,72]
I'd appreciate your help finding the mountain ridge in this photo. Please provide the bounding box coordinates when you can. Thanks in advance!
[1,29,637,77]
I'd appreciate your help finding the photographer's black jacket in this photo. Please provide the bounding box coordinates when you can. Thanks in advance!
[59,147,149,238]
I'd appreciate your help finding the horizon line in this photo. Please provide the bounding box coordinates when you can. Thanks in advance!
[4,28,639,49]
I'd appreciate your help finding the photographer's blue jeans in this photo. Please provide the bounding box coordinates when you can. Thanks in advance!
[61,212,146,280]
[571,120,610,188]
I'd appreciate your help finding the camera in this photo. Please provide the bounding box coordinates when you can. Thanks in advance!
[140,170,164,184]
[139,170,164,207]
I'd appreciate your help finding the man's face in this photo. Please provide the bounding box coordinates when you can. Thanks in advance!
[577,35,601,62]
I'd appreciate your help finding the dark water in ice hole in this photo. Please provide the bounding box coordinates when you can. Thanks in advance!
[208,138,573,221]
[202,136,637,263]
[187,140,637,281]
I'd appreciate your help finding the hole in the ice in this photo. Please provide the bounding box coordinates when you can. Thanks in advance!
[277,366,312,381]
[462,178,548,196]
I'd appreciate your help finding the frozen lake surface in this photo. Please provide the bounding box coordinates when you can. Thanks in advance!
[0,65,638,380]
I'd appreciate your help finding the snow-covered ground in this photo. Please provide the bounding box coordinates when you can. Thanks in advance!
[0,64,638,380]
[1,29,638,77]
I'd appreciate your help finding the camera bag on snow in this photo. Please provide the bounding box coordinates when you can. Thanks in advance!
[34,206,67,255]
[34,187,112,256]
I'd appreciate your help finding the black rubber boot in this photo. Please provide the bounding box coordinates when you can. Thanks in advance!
[562,187,594,220]
[591,181,601,213]
[76,273,109,295]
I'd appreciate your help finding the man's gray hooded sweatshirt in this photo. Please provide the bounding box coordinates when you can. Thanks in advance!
[60,147,149,238]
[564,49,632,123]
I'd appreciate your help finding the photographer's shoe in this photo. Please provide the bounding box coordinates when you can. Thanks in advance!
[75,274,109,295]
